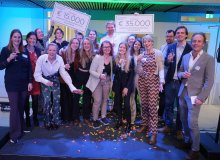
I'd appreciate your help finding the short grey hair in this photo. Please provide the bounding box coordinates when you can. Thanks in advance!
[142,35,154,44]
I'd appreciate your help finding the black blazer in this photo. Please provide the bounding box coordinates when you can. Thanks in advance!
[24,45,41,58]
[165,42,192,83]
[112,57,135,94]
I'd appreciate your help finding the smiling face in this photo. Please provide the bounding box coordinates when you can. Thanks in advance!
[36,29,44,40]
[47,44,57,60]
[128,36,136,47]
[119,43,127,56]
[133,41,141,52]
[175,28,187,43]
[71,39,80,51]
[191,34,205,54]
[83,39,91,53]
[102,42,111,56]
[106,23,115,35]
[166,32,175,44]
[27,34,37,47]
[11,32,22,48]
[88,31,96,42]
[143,38,153,50]
[55,29,63,40]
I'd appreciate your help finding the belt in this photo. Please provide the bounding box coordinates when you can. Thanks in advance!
[172,79,179,83]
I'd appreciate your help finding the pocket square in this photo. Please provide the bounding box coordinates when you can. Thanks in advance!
[195,66,200,71]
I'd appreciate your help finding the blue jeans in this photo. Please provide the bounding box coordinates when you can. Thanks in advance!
[179,87,201,151]
[164,80,182,130]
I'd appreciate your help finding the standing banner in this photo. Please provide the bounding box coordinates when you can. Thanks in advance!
[51,2,91,33]
[115,14,154,34]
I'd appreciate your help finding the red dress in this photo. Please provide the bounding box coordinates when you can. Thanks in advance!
[29,51,40,95]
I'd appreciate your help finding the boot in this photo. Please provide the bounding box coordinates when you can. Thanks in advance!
[149,134,157,145]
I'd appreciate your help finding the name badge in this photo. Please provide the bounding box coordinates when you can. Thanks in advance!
[195,66,200,71]
[22,54,28,58]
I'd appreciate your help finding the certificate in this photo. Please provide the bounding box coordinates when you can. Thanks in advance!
[51,2,91,33]
[115,14,154,34]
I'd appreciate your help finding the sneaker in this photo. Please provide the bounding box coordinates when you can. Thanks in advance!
[93,120,102,129]
[10,139,18,144]
[101,117,109,125]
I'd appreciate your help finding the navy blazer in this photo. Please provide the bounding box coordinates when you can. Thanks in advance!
[165,42,192,83]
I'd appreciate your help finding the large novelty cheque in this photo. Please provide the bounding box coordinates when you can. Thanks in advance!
[115,14,154,34]
[51,2,91,33]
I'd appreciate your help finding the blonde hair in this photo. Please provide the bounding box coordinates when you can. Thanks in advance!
[115,42,130,73]
[66,38,80,63]
[79,37,94,68]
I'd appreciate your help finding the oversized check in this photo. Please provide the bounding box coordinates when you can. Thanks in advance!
[51,3,91,33]
[115,14,154,34]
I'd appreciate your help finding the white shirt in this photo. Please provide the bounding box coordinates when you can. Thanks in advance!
[188,50,203,72]
[173,42,186,80]
[34,54,76,91]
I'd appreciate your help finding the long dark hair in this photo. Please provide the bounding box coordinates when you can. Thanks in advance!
[130,39,142,56]
[99,40,113,56]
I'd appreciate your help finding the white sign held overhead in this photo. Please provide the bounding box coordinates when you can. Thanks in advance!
[51,2,91,33]
[115,14,154,34]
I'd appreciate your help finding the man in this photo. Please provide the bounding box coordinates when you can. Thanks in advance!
[158,30,175,119]
[100,21,128,56]
[159,26,192,139]
[178,32,215,160]
[75,32,84,44]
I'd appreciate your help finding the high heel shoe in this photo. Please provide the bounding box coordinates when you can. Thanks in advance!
[137,125,147,133]
[149,134,157,145]
[114,121,122,130]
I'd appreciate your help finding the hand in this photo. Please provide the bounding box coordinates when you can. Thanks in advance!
[159,83,163,92]
[28,83,33,91]
[46,81,53,87]
[183,71,191,78]
[65,64,70,70]
[7,52,18,62]
[195,98,203,106]
[122,88,128,97]
[137,54,143,62]
[119,59,125,64]
[72,89,83,95]
[51,20,55,26]
[167,53,175,63]
[99,73,106,80]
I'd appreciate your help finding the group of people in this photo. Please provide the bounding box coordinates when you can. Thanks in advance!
[0,20,215,160]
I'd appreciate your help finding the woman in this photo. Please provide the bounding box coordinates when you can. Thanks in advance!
[52,27,69,51]
[86,40,113,129]
[72,37,94,126]
[34,43,82,130]
[24,31,42,128]
[137,35,164,145]
[88,30,99,53]
[35,20,54,54]
[127,34,136,48]
[0,29,32,143]
[129,39,142,129]
[112,42,134,133]
[60,38,80,123]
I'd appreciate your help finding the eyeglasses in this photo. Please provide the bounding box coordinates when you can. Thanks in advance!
[103,46,111,49]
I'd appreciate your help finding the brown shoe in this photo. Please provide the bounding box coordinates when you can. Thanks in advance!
[176,130,184,140]
[185,150,199,160]
[84,119,92,126]
[158,126,171,133]
[149,134,157,145]
[137,125,147,133]
[73,120,80,126]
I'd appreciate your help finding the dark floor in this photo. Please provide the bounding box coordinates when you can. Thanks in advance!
[0,114,207,160]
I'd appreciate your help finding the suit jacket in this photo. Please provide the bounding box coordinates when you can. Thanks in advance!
[165,42,192,83]
[112,56,135,94]
[86,54,113,92]
[177,52,215,102]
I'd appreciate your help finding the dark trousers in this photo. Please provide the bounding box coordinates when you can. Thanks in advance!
[73,86,91,121]
[60,83,73,121]
[113,87,131,124]
[158,85,165,117]
[7,91,27,140]
[25,95,39,121]
[164,80,182,130]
